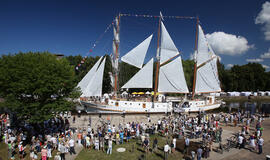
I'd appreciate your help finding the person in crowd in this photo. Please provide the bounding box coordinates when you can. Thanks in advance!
[69,138,76,155]
[184,137,190,155]
[152,137,158,152]
[258,136,264,154]
[143,137,149,153]
[197,146,203,160]
[41,146,48,160]
[59,142,66,160]
[107,138,113,155]
[164,142,169,160]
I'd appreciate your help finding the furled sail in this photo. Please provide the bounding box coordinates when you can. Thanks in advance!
[82,57,106,97]
[111,42,118,70]
[121,34,153,68]
[113,27,120,43]
[112,26,119,70]
[159,21,179,64]
[158,56,189,93]
[77,56,103,93]
[195,25,221,93]
[121,58,153,88]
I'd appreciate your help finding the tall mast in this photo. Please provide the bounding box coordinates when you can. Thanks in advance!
[153,16,162,102]
[114,14,121,98]
[192,16,199,99]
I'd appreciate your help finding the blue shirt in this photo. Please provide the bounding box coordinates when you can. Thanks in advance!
[120,132,124,139]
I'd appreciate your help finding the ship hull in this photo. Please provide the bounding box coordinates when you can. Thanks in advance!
[174,103,221,113]
[81,99,173,114]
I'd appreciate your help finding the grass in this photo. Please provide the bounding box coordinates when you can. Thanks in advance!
[0,142,8,160]
[75,134,183,160]
[0,141,57,160]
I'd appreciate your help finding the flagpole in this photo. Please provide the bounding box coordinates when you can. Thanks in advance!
[192,16,199,99]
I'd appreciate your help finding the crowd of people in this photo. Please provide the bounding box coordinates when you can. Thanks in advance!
[0,108,267,160]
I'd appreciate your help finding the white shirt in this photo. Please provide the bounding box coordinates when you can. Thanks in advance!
[258,138,264,146]
[51,137,56,144]
[173,138,176,148]
[69,139,75,147]
[238,136,244,144]
[108,140,113,148]
[87,127,91,133]
[112,126,116,133]
[164,144,169,152]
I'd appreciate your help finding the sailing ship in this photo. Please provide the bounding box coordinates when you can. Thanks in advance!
[78,13,222,113]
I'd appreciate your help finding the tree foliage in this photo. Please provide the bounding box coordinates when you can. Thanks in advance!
[0,52,80,123]
[223,63,269,92]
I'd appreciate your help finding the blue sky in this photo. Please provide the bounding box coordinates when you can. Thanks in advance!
[0,0,269,70]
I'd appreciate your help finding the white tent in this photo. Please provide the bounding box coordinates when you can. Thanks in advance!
[145,91,151,95]
[210,92,221,97]
[121,91,128,95]
[227,92,240,97]
[240,92,252,96]
[258,91,266,96]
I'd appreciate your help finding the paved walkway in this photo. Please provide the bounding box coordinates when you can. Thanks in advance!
[65,144,83,160]
[219,119,270,160]
[64,132,83,160]
[209,118,270,160]
[66,114,270,160]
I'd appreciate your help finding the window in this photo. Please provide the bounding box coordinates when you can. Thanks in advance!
[115,102,119,107]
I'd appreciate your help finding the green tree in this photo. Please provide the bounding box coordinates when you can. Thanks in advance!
[182,59,195,91]
[0,52,80,123]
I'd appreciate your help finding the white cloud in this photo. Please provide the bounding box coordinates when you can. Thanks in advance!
[255,1,270,40]
[246,58,264,62]
[227,64,234,68]
[189,53,194,60]
[206,32,253,55]
[263,64,270,69]
[260,48,270,58]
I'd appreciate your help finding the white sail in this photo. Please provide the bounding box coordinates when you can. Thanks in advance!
[121,34,153,68]
[82,57,106,97]
[159,21,179,64]
[195,25,221,93]
[196,25,210,66]
[121,58,153,88]
[77,56,103,93]
[158,56,189,93]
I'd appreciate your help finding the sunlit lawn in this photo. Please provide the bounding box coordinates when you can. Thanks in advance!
[75,134,183,160]
[0,142,57,160]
